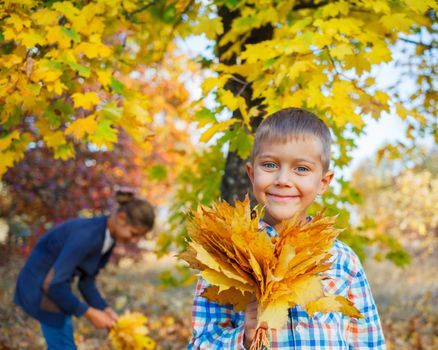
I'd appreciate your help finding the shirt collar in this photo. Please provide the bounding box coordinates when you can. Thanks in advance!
[102,228,115,254]
[258,220,277,238]
[258,216,313,238]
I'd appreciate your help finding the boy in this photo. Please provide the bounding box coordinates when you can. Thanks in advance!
[14,197,155,350]
[189,108,386,349]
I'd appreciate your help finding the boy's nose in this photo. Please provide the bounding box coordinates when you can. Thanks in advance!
[275,169,292,186]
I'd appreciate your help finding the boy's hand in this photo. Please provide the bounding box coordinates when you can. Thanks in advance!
[84,307,116,330]
[104,307,119,322]
[243,295,268,348]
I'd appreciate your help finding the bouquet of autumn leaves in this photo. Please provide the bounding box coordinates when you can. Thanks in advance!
[179,197,363,350]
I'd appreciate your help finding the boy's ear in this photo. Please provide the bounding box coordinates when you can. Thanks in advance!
[318,170,334,195]
[246,162,254,183]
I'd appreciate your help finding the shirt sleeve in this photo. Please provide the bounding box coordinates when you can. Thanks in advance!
[346,259,386,349]
[77,274,108,310]
[189,277,247,350]
[44,231,96,317]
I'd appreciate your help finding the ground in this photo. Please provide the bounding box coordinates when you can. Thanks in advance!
[0,240,437,350]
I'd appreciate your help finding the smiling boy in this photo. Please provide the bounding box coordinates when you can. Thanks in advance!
[189,108,386,349]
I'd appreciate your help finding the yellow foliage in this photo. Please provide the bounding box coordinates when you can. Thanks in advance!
[0,130,20,152]
[0,0,435,179]
[65,115,98,140]
[72,92,101,110]
[193,16,223,40]
[179,197,363,349]
[109,312,156,350]
[199,119,238,143]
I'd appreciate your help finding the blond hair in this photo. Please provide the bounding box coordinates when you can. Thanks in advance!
[250,108,331,172]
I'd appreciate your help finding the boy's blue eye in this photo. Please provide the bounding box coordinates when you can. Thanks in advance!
[296,166,309,172]
[263,162,277,169]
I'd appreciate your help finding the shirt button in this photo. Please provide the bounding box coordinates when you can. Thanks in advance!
[295,324,303,332]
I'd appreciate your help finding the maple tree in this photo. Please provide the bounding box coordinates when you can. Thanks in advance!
[1,0,437,263]
[180,197,362,349]
[170,0,437,263]
[0,0,198,175]
[1,21,195,230]
[3,60,193,241]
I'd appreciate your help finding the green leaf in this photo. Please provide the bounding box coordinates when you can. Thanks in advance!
[385,249,411,268]
[222,125,254,159]
[53,99,74,116]
[101,101,122,121]
[110,77,125,94]
[90,119,118,146]
[28,84,42,95]
[224,0,241,9]
[68,62,91,78]
[61,27,80,43]
[162,5,177,23]
[194,108,216,127]
[263,57,277,68]
[148,165,167,181]
[44,100,73,127]
[229,127,253,159]
[48,60,63,70]
[4,107,23,129]
[54,143,75,160]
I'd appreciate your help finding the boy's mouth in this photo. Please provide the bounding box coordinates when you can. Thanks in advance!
[267,193,300,201]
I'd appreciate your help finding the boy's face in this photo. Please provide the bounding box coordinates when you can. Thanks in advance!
[110,212,148,244]
[246,135,333,227]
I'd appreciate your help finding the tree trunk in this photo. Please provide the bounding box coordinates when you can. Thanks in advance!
[217,5,273,204]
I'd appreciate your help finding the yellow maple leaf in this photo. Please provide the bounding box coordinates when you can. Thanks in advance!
[72,92,100,110]
[97,70,112,86]
[5,14,31,31]
[201,286,253,312]
[65,115,98,139]
[46,26,71,49]
[31,60,63,83]
[18,29,47,48]
[193,16,224,40]
[52,1,80,22]
[0,130,20,152]
[179,197,363,350]
[306,295,364,319]
[380,13,415,32]
[74,41,112,59]
[330,43,354,60]
[43,130,66,148]
[219,90,242,112]
[32,8,59,26]
[199,119,238,143]
[109,312,156,350]
[0,151,15,177]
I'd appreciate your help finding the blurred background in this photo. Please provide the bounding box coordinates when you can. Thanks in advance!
[0,1,437,349]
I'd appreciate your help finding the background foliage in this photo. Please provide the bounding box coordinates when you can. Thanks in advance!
[0,1,437,349]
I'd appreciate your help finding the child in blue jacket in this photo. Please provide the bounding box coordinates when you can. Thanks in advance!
[14,196,155,349]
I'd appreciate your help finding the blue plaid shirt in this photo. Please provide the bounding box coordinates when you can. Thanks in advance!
[188,223,386,349]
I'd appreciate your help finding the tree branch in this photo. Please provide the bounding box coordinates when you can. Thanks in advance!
[293,1,329,11]
[126,0,158,21]
[399,37,437,50]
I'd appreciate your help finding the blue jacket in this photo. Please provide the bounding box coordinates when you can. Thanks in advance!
[14,216,114,328]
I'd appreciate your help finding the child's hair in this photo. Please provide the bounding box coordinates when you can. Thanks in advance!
[250,107,332,172]
[116,197,155,231]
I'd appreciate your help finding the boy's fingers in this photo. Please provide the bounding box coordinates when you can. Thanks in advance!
[246,303,258,311]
